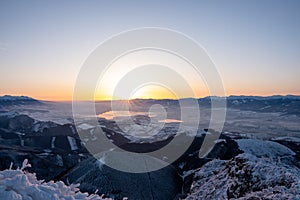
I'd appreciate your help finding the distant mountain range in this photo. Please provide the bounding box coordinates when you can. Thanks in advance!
[227,94,300,100]
[0,95,42,106]
[225,95,300,116]
[1,94,300,116]
[128,95,300,116]
[1,94,299,102]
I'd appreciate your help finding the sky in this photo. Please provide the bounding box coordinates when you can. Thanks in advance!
[0,0,299,100]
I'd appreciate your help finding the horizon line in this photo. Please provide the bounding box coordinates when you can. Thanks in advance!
[1,93,300,102]
[42,94,300,102]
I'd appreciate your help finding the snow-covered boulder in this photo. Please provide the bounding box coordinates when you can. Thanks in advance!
[185,153,300,199]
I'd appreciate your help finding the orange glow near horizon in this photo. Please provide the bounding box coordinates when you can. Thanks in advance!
[1,77,300,101]
[2,90,300,102]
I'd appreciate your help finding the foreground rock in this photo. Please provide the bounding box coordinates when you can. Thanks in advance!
[0,160,108,200]
[185,139,300,200]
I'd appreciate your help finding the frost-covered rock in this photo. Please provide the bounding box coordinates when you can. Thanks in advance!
[0,160,109,200]
[237,139,296,159]
[236,139,300,169]
[185,153,300,199]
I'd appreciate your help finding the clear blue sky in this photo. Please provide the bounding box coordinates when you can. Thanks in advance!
[0,0,299,100]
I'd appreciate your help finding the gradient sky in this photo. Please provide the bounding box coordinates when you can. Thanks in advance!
[0,0,299,100]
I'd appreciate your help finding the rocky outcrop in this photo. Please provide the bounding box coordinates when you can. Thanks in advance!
[8,114,35,132]
[0,112,90,181]
[0,145,88,181]
[185,140,300,200]
[0,112,84,151]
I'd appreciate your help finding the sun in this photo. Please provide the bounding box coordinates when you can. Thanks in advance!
[93,48,209,101]
[130,84,178,100]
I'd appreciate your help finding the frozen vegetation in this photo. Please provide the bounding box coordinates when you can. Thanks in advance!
[0,160,109,200]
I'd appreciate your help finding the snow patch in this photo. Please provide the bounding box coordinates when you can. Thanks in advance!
[214,139,226,144]
[51,137,56,148]
[67,136,78,151]
[78,123,95,130]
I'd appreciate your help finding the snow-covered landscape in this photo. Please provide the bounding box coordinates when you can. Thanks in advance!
[0,95,299,199]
